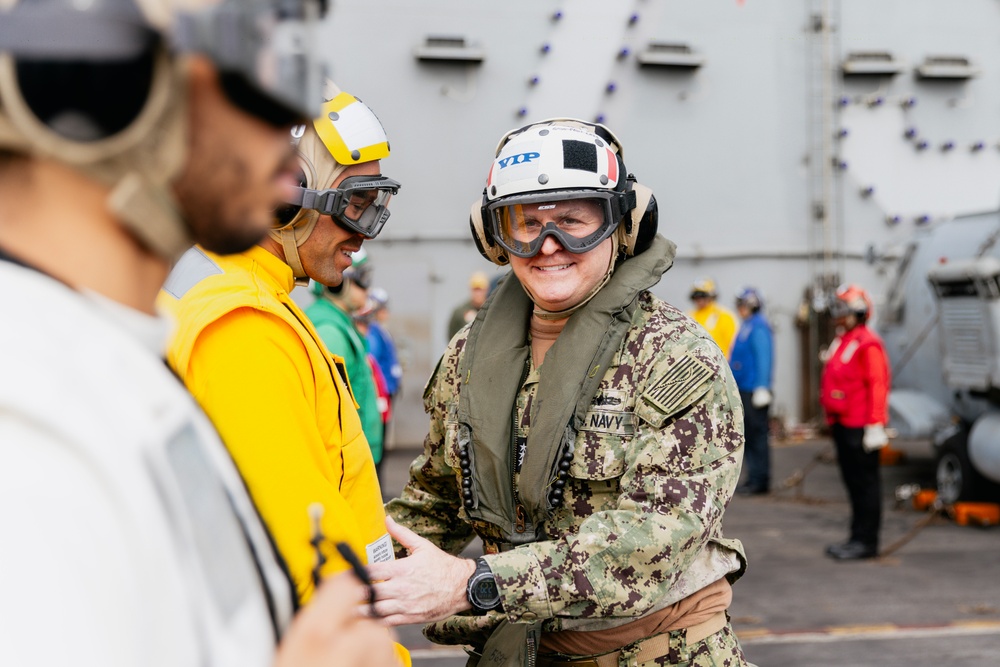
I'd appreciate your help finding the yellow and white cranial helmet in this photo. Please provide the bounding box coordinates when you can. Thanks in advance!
[272,83,400,280]
[287,87,392,211]
[315,88,391,166]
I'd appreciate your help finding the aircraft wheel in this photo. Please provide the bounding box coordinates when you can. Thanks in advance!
[936,434,986,504]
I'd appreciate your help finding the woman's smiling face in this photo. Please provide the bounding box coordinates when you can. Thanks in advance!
[507,199,614,313]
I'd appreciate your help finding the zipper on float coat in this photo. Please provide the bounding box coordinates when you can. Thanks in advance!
[512,356,531,534]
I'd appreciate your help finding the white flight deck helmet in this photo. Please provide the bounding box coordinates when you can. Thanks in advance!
[468,118,658,318]
[0,0,327,261]
[470,118,658,267]
[272,81,399,282]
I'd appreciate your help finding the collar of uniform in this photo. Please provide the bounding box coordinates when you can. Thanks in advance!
[244,244,297,295]
[691,303,712,316]
[83,288,173,357]
[310,295,353,325]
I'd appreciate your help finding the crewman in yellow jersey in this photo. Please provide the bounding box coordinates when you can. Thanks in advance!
[159,83,402,608]
[687,277,738,356]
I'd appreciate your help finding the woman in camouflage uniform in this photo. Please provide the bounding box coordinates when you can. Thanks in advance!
[369,119,751,667]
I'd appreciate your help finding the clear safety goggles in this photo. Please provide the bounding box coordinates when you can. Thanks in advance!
[487,190,632,258]
[289,175,401,239]
[172,0,326,126]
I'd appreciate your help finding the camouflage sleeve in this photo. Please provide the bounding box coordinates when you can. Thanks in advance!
[487,310,746,624]
[385,334,476,557]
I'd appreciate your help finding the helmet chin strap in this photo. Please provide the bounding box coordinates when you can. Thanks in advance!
[109,171,192,262]
[528,244,617,321]
[270,127,349,286]
[269,212,319,286]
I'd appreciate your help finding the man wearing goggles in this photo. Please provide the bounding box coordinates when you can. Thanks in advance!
[1,1,399,666]
[371,118,751,667]
[161,82,409,667]
[287,173,401,240]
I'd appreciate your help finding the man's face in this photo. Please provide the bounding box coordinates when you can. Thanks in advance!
[299,161,382,288]
[835,313,858,330]
[691,295,710,310]
[345,280,368,313]
[470,286,488,308]
[508,199,614,313]
[174,58,298,255]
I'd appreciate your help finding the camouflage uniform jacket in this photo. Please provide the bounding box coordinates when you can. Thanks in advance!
[387,290,747,646]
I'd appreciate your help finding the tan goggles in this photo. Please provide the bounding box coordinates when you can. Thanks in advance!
[488,191,632,258]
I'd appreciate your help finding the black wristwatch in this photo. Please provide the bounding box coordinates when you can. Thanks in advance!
[466,557,502,614]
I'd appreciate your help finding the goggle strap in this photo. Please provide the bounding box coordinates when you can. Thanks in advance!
[619,190,637,216]
[338,176,403,193]
[289,187,309,207]
[292,187,360,216]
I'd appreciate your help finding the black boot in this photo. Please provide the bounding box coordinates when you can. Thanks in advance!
[825,541,877,560]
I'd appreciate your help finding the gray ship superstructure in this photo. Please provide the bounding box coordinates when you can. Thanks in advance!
[315,0,1000,451]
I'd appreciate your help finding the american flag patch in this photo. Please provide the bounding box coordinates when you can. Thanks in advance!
[643,355,715,416]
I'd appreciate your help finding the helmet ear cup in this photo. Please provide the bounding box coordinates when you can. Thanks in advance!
[619,181,658,256]
[469,198,509,266]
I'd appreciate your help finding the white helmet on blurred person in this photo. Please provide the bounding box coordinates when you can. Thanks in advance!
[0,0,327,260]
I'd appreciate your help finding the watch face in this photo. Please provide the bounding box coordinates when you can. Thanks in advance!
[470,573,501,609]
[472,577,498,601]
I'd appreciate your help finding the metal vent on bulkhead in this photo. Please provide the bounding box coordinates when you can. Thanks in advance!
[637,42,704,69]
[841,51,906,76]
[414,36,485,63]
[916,55,979,80]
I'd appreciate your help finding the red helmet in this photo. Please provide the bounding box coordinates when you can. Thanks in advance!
[832,283,872,319]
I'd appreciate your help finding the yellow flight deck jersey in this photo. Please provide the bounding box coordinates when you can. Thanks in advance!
[689,302,738,357]
[159,245,393,605]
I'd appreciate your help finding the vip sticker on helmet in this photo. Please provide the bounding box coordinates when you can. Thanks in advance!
[490,140,544,192]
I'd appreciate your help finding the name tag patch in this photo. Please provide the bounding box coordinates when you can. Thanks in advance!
[580,409,634,435]
[367,533,395,563]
